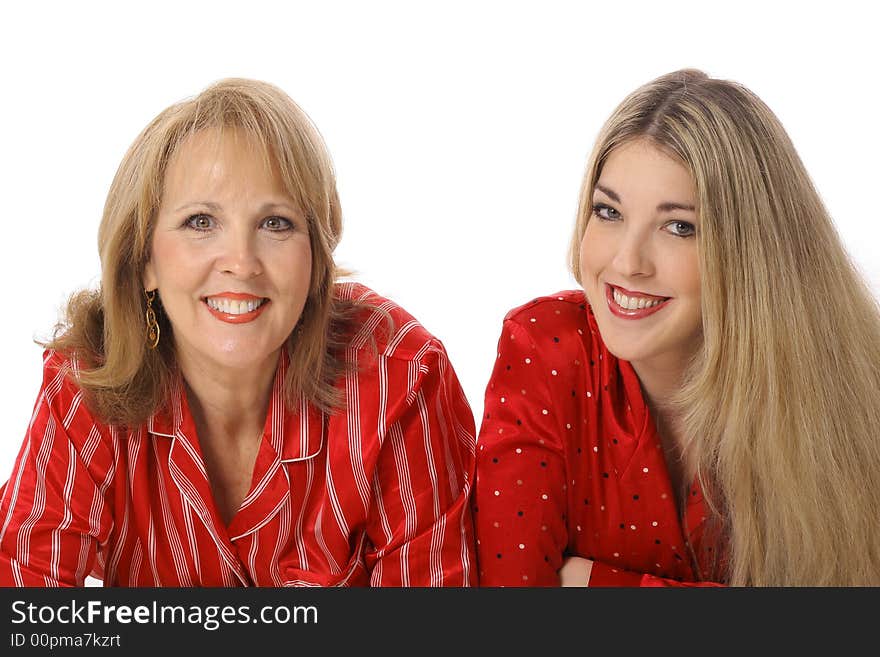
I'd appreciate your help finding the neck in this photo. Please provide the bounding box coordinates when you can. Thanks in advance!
[176,348,280,442]
[631,354,691,483]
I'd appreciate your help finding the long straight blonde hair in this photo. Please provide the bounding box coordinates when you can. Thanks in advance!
[48,78,366,425]
[571,69,880,585]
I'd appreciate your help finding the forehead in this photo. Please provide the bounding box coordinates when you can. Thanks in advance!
[161,127,289,201]
[597,138,695,204]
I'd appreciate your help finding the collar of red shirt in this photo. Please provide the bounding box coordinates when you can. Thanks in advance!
[144,351,324,546]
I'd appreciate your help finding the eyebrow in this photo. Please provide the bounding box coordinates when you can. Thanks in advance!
[173,201,301,214]
[594,184,695,213]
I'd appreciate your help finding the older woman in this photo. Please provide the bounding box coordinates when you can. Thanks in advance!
[474,69,880,586]
[0,79,476,587]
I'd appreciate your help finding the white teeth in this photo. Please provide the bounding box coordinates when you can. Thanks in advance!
[206,297,265,315]
[612,288,664,311]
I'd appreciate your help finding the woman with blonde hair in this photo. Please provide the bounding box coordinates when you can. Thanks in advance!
[474,68,880,586]
[0,78,477,586]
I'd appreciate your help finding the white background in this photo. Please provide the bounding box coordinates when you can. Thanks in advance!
[1,0,878,483]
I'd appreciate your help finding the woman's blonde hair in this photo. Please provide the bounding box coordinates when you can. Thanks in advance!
[49,78,364,424]
[570,69,880,585]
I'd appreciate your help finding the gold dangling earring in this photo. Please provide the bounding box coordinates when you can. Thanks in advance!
[145,289,160,349]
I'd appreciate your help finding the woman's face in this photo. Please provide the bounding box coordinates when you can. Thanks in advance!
[143,128,312,376]
[579,138,702,374]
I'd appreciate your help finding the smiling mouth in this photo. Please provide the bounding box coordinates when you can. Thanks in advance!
[202,294,270,323]
[605,284,670,319]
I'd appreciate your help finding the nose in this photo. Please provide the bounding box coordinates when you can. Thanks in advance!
[611,227,654,278]
[216,228,262,279]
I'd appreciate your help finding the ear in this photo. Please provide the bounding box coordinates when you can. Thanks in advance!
[143,259,158,291]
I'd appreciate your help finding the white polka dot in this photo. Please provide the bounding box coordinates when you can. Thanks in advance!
[574,360,580,365]
[642,467,649,473]
[630,525,637,530]
[558,296,564,300]
[555,310,561,314]
[656,563,662,568]
[551,369,558,376]
[613,552,619,558]
[661,493,667,499]
[576,525,582,532]
[477,539,481,545]
[522,575,529,581]
[518,543,525,549]
[529,318,536,323]
[494,490,500,496]
[586,391,592,398]
[652,521,658,527]
[541,525,547,531]
[566,423,571,429]
[497,428,503,434]
[600,505,605,511]
[593,446,598,452]
[542,409,549,415]
[515,448,522,454]
[493,522,499,527]
[521,389,527,395]
[516,479,523,485]
[524,358,531,364]
[577,329,583,335]
[500,396,506,403]
[611,569,619,573]
[541,494,548,500]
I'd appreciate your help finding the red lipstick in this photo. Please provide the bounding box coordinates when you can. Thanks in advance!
[605,284,670,320]
[203,292,269,324]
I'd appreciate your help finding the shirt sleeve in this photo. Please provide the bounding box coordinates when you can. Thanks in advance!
[0,352,113,586]
[475,318,569,586]
[364,345,478,586]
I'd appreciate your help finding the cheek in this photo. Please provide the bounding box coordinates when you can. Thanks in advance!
[579,223,605,280]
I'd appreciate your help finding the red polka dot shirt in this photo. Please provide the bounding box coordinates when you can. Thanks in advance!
[474,291,723,586]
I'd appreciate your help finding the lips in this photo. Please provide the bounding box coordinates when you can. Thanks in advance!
[605,283,670,319]
[202,292,270,324]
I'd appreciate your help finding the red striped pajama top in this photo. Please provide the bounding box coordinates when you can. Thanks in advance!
[0,283,477,587]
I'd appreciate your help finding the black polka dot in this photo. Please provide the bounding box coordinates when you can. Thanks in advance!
[579,304,585,310]
[540,461,547,467]
[577,448,582,454]
[492,458,499,463]
[619,523,625,529]
[544,556,550,562]
[497,553,502,559]
[583,499,589,505]
[506,365,511,370]
[553,337,560,343]
[612,438,618,444]
[485,413,490,419]
[602,472,609,478]
[674,553,683,561]
[516,419,522,425]
[517,511,524,517]
[655,539,661,545]
[633,495,639,501]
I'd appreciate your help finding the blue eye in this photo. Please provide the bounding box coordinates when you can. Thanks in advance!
[666,221,696,238]
[592,203,621,221]
[262,216,293,231]
[185,214,215,231]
